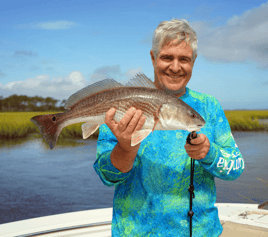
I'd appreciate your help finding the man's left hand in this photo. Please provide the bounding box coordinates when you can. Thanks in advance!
[184,133,210,160]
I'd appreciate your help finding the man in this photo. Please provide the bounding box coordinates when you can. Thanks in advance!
[94,19,244,237]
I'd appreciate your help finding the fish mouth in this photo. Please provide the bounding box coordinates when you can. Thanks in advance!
[187,124,204,132]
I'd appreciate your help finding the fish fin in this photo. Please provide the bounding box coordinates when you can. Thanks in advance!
[81,123,99,139]
[125,72,156,89]
[152,108,161,133]
[65,79,124,109]
[30,113,64,150]
[131,129,152,146]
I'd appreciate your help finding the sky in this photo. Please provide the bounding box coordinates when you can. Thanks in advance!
[0,0,267,110]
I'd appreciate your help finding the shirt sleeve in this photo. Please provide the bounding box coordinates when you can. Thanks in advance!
[93,124,132,187]
[198,97,245,181]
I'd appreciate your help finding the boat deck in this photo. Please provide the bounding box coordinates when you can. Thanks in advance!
[0,203,267,237]
[216,203,268,237]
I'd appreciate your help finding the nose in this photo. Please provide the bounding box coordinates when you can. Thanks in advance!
[169,60,182,74]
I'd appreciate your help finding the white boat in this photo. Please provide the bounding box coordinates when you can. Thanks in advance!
[0,202,267,237]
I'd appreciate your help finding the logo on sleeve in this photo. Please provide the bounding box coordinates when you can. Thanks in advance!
[217,157,245,175]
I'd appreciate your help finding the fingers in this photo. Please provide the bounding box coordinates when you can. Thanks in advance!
[185,142,204,152]
[125,109,141,131]
[117,107,141,132]
[124,109,145,134]
[188,134,204,145]
[184,134,210,160]
[105,107,117,128]
[105,106,146,137]
[134,115,146,132]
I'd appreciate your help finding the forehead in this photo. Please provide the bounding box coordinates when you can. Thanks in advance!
[159,40,193,58]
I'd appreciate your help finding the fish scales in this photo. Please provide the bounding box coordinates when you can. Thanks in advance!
[30,73,206,149]
[64,87,170,123]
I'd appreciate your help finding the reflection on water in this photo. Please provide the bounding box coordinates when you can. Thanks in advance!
[0,131,267,225]
[0,133,93,149]
[0,135,114,225]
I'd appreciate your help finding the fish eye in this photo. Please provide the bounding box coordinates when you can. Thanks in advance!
[52,116,56,121]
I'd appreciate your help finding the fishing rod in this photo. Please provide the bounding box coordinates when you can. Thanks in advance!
[186,131,198,237]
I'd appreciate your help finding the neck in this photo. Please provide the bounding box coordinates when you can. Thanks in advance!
[154,81,186,97]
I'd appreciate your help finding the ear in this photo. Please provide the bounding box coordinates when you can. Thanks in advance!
[192,54,197,65]
[150,50,155,66]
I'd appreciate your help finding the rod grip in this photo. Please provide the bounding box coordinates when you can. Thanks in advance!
[186,131,199,145]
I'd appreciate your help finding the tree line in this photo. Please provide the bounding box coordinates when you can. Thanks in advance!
[0,95,66,112]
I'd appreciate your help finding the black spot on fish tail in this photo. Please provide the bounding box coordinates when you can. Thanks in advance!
[30,113,63,150]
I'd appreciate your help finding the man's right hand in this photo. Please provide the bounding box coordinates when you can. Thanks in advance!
[105,107,146,152]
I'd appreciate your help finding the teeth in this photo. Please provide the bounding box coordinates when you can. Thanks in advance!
[166,74,182,78]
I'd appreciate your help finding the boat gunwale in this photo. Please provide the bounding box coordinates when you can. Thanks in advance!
[1,204,268,237]
[13,221,112,237]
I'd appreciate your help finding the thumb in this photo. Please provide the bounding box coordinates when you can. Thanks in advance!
[189,134,202,144]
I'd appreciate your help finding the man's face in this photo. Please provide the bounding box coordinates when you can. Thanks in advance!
[150,40,197,97]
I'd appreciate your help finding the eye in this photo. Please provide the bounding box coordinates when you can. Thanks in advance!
[182,58,190,62]
[52,116,56,121]
[161,56,172,61]
[191,114,196,118]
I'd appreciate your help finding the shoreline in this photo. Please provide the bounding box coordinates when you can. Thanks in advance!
[1,111,268,140]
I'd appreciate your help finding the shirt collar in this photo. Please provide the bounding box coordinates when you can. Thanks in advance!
[178,87,189,100]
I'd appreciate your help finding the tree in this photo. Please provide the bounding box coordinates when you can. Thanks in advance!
[0,94,64,112]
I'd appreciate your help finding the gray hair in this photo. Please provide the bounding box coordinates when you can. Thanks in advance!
[152,18,198,61]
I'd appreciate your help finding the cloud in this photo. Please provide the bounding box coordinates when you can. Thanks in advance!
[0,70,6,77]
[125,68,143,78]
[191,2,268,68]
[192,3,226,20]
[141,3,267,69]
[35,21,77,30]
[16,21,77,30]
[89,65,143,84]
[90,65,122,82]
[0,67,145,100]
[14,50,38,57]
[0,72,86,100]
[67,71,85,87]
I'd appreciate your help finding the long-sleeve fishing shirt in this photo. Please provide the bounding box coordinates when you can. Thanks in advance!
[93,86,245,237]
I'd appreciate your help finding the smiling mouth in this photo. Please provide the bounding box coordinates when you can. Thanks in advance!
[165,73,184,78]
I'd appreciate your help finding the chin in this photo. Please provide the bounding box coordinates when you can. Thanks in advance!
[166,83,184,91]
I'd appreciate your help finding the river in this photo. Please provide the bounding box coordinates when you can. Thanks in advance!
[0,131,267,224]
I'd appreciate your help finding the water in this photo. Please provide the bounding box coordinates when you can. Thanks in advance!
[215,132,268,204]
[0,132,267,224]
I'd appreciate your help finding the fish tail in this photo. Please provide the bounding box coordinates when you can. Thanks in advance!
[30,113,64,150]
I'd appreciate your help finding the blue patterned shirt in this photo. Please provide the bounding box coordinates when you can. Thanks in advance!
[94,87,245,237]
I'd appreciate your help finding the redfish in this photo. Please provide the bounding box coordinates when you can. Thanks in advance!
[30,73,205,149]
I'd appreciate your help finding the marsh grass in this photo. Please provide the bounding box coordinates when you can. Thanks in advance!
[0,110,267,140]
[0,112,99,140]
[224,110,268,131]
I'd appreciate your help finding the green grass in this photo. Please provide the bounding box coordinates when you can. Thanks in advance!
[0,111,99,140]
[0,110,267,140]
[224,110,268,120]
[224,110,268,131]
